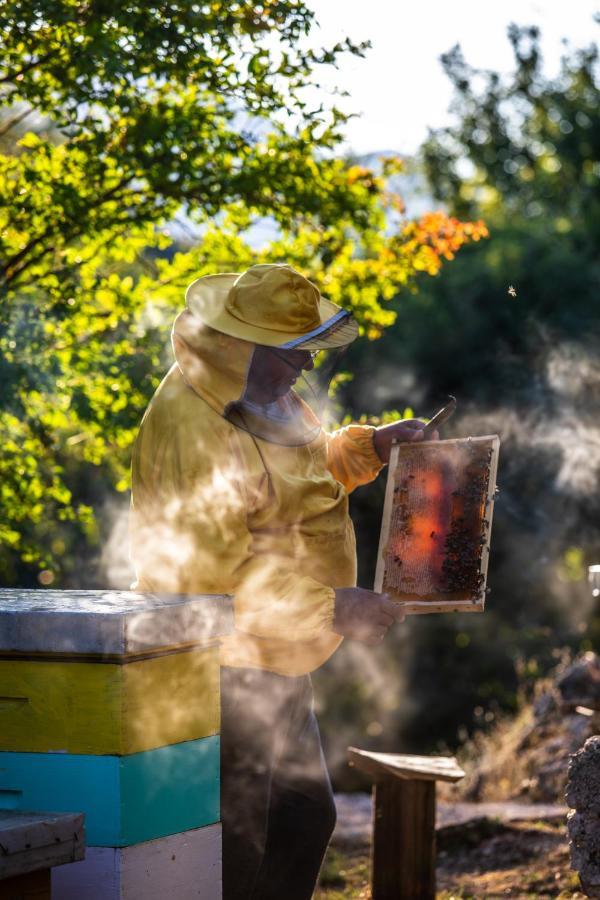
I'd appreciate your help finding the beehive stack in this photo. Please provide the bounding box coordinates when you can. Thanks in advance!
[375,436,500,614]
[0,589,233,899]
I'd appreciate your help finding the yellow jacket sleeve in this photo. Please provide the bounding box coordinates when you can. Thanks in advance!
[326,424,385,494]
[141,426,337,643]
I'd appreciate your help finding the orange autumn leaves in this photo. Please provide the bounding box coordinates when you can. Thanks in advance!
[403,212,489,274]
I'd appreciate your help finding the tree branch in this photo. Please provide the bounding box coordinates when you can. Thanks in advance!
[0,176,135,282]
[0,106,34,137]
[0,50,58,85]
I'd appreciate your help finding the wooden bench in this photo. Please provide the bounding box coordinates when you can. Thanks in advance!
[348,747,465,900]
[0,810,84,899]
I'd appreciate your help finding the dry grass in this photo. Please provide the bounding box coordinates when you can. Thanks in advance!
[315,846,371,899]
[439,703,538,803]
[316,820,585,899]
[438,675,592,805]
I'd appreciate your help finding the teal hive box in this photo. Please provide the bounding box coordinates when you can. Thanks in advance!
[0,736,220,846]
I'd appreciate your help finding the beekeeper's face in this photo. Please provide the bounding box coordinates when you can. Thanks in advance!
[245,345,315,402]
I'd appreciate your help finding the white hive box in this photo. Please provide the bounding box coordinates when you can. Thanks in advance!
[52,824,222,900]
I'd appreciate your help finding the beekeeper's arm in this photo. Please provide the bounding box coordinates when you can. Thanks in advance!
[326,420,430,491]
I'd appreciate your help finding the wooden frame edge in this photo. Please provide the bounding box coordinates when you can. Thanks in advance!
[374,442,400,593]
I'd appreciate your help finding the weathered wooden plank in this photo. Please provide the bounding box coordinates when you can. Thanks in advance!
[0,811,84,880]
[372,778,436,900]
[0,646,219,754]
[0,590,233,657]
[0,736,219,847]
[348,748,465,784]
[0,868,50,899]
[52,824,222,900]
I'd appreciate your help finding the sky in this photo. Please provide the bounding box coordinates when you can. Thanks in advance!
[306,0,599,155]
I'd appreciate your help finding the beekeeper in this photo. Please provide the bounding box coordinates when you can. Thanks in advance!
[130,263,432,900]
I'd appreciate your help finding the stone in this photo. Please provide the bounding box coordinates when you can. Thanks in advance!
[557,653,600,710]
[533,690,557,721]
[566,735,600,897]
[568,810,600,898]
[566,735,600,814]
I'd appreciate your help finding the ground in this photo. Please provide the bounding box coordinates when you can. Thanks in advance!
[315,810,585,899]
[314,657,599,898]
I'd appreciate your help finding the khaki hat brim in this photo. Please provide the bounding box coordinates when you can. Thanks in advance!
[185,273,358,350]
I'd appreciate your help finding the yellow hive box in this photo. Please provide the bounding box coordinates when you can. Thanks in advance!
[0,645,219,755]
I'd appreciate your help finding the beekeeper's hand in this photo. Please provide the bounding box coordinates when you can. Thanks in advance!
[332,588,406,645]
[373,419,439,464]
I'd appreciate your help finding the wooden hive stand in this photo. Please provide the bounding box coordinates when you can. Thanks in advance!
[348,747,465,900]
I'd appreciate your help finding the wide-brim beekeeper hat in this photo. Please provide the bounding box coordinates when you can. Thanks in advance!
[185,263,358,350]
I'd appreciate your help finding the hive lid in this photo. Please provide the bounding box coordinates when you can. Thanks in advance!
[0,590,234,658]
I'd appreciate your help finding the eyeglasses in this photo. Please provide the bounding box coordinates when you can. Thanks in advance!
[268,347,320,362]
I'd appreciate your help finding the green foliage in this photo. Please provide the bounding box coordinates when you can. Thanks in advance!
[422,24,600,238]
[0,1,370,302]
[0,1,482,583]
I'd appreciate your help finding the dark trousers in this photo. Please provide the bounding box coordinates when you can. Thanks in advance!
[220,666,337,900]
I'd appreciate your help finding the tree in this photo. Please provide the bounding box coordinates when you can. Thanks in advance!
[422,23,600,242]
[318,23,600,765]
[0,1,484,583]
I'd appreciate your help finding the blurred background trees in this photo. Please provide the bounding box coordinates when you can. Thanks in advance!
[315,22,600,776]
